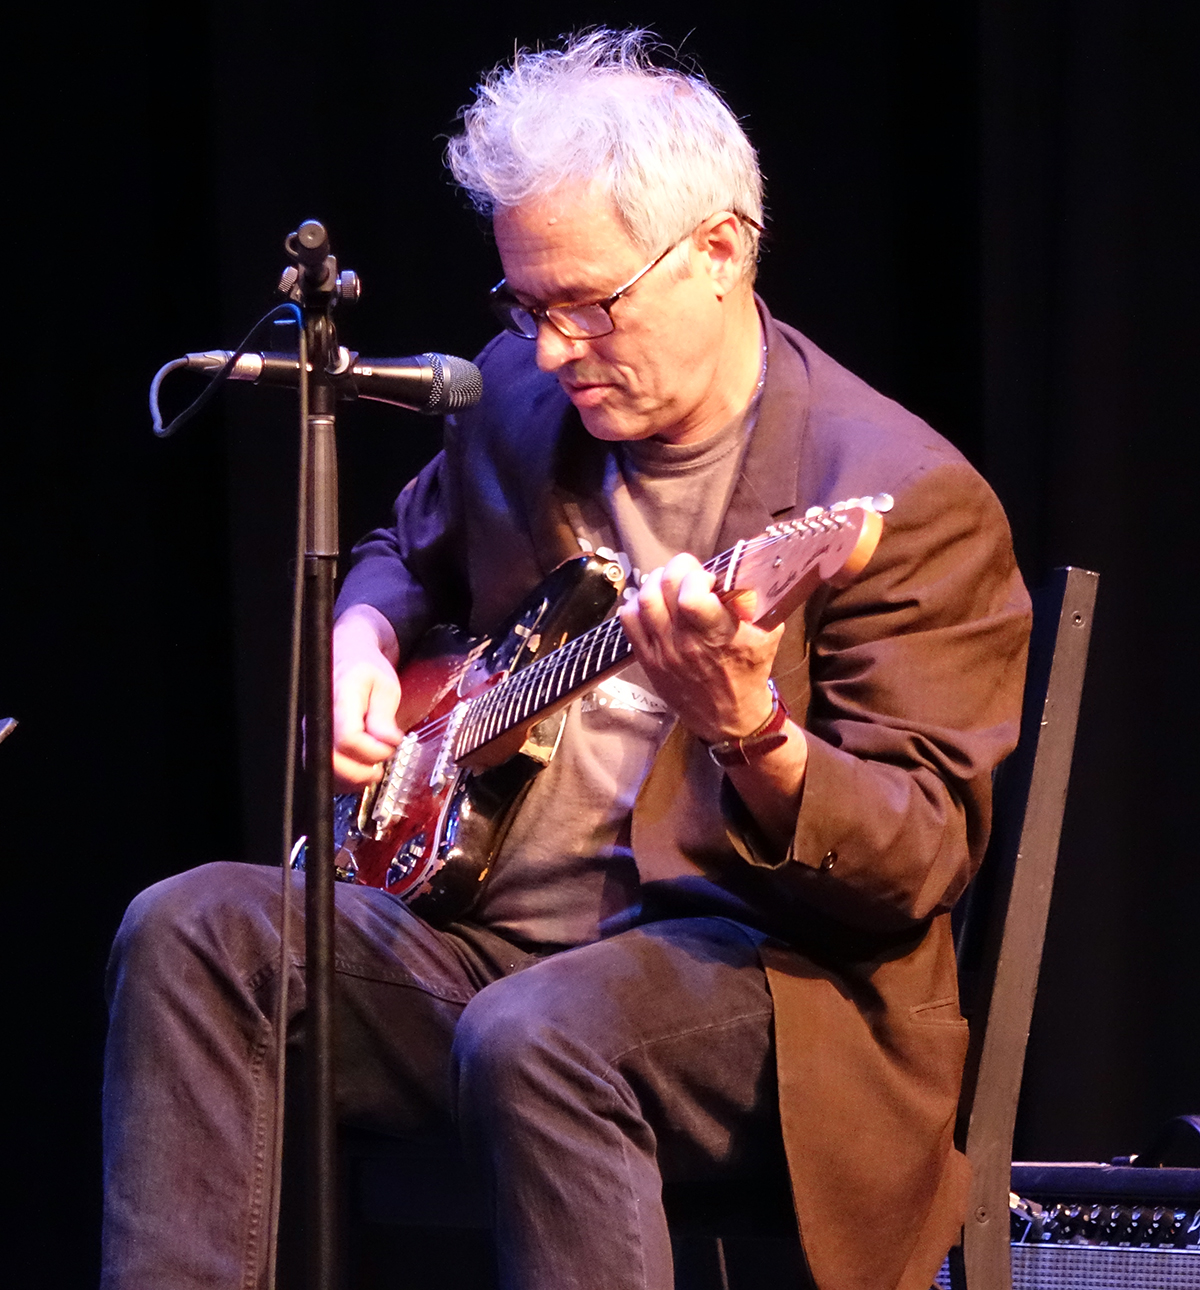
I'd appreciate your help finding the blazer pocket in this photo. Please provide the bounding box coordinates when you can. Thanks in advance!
[909,996,968,1026]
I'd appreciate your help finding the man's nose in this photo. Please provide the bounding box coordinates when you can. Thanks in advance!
[535,320,588,372]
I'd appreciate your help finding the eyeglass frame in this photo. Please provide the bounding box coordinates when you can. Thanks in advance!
[488,211,764,342]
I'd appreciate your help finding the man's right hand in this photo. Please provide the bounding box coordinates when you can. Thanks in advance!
[332,604,405,792]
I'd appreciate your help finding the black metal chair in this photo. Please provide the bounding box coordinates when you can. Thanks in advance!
[340,567,1100,1290]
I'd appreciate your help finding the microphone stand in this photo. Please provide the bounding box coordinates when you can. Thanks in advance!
[282,219,360,1290]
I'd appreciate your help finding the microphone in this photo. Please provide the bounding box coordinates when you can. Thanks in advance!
[184,347,483,414]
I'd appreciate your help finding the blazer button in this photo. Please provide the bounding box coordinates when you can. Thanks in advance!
[820,850,838,871]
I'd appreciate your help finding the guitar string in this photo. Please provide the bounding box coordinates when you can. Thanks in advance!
[452,530,768,754]
[410,526,801,755]
[369,511,858,820]
[395,518,832,756]
[412,527,789,752]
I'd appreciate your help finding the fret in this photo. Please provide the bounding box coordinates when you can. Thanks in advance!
[472,698,494,751]
[550,649,573,698]
[477,696,495,748]
[594,624,612,670]
[518,670,539,722]
[457,708,475,755]
[604,621,629,669]
[580,629,603,679]
[453,706,477,761]
[470,706,488,752]
[566,634,587,691]
[549,651,574,704]
[591,625,611,672]
[492,685,511,736]
[541,668,565,712]
[568,647,588,687]
[502,674,524,730]
[532,655,554,712]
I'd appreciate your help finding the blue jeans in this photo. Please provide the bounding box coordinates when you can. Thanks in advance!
[102,862,781,1289]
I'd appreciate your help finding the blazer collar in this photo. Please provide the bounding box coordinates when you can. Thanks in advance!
[714,299,811,552]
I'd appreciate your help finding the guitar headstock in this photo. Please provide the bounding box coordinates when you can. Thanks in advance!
[720,494,891,628]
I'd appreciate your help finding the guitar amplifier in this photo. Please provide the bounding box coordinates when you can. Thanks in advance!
[934,1163,1200,1289]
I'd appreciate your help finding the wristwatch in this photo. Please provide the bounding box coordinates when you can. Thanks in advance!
[704,680,790,767]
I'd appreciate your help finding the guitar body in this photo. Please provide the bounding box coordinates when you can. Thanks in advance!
[327,553,624,923]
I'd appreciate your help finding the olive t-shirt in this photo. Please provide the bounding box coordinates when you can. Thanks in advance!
[474,409,754,948]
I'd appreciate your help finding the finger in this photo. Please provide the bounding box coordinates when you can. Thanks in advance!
[673,566,733,638]
[723,587,760,622]
[333,669,401,768]
[620,581,683,677]
[631,569,678,659]
[619,591,661,667]
[617,599,649,668]
[656,554,712,615]
[335,726,399,769]
[332,750,385,793]
[363,672,404,745]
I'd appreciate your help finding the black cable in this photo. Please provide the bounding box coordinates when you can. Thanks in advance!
[265,319,310,1290]
[147,297,308,1282]
[150,302,302,437]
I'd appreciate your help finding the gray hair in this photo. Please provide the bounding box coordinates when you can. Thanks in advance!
[446,29,763,278]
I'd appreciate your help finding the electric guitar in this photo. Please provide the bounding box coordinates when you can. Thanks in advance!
[301,495,890,923]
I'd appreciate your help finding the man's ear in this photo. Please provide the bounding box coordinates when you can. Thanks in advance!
[698,212,748,297]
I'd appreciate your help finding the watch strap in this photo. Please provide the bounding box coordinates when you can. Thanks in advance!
[704,680,790,767]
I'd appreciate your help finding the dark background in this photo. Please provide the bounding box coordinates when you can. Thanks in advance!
[4,2,1196,1284]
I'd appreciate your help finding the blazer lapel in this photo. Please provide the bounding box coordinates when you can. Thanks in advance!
[514,389,599,577]
[714,303,812,551]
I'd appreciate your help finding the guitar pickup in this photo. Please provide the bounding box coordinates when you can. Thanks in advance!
[430,705,468,791]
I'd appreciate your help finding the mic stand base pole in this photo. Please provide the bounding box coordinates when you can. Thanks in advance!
[303,385,339,1290]
[277,217,353,1290]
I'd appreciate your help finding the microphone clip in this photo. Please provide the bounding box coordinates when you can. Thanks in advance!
[279,219,362,307]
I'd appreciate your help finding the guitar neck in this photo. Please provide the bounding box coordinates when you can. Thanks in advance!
[452,544,739,761]
[450,500,886,763]
[453,612,626,758]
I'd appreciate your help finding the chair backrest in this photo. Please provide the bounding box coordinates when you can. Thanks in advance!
[950,566,1099,1290]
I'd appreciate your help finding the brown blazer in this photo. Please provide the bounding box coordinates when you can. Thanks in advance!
[339,305,1032,1290]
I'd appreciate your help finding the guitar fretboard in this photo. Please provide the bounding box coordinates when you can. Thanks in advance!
[450,522,812,762]
[452,505,872,759]
[452,613,625,759]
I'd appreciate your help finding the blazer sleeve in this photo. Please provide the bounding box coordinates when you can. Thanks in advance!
[734,458,1031,934]
[334,423,471,663]
[334,332,537,659]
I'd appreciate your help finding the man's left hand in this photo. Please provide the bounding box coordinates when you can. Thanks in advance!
[618,552,784,744]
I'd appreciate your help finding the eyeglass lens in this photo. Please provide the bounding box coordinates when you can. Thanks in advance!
[493,300,615,341]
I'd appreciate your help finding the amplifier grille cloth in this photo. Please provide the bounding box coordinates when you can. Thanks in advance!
[934,1244,1200,1289]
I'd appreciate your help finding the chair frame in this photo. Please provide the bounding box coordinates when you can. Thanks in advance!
[950,566,1098,1290]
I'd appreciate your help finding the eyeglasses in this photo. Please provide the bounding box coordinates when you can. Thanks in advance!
[490,212,765,342]
[489,238,683,342]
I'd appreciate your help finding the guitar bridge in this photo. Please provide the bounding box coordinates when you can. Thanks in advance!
[363,732,420,839]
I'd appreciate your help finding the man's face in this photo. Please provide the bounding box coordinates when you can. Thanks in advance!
[493,185,750,445]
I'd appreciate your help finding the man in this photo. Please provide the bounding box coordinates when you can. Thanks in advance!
[103,30,1030,1290]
